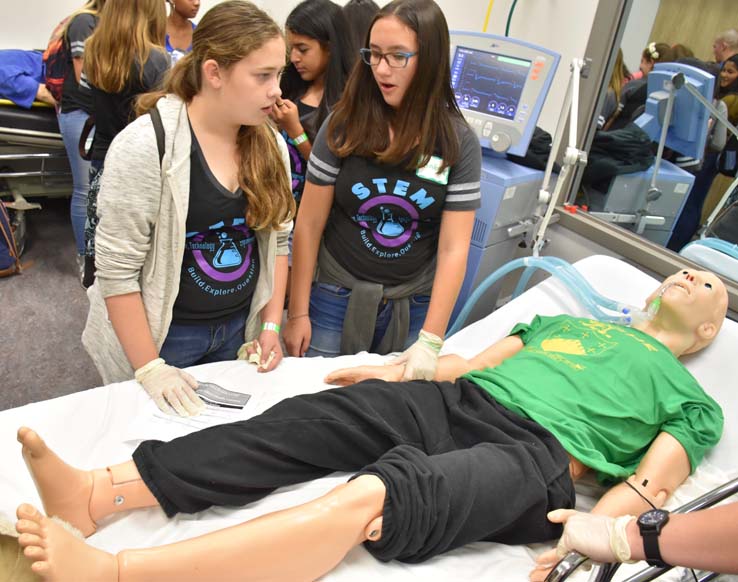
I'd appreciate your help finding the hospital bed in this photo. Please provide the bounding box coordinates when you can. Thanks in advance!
[1,255,736,582]
[0,99,72,250]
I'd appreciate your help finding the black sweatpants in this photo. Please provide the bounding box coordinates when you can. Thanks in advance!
[133,379,575,563]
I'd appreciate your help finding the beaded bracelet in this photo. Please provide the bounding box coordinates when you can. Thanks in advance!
[262,322,281,333]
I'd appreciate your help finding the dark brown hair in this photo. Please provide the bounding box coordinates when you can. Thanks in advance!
[642,42,673,65]
[327,0,461,171]
[137,0,294,230]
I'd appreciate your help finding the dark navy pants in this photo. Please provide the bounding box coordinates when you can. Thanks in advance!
[133,378,575,563]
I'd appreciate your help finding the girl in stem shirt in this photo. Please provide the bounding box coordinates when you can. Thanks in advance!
[82,1,295,416]
[284,0,481,381]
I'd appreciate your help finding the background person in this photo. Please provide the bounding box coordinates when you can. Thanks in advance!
[55,0,106,278]
[668,54,738,251]
[0,50,56,108]
[271,0,356,205]
[609,42,674,131]
[165,0,200,66]
[342,0,381,53]
[81,0,170,287]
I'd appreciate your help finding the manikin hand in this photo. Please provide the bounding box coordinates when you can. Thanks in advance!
[390,329,443,380]
[270,98,302,138]
[324,363,405,386]
[531,509,635,580]
[134,358,205,416]
[283,316,311,357]
[237,330,283,373]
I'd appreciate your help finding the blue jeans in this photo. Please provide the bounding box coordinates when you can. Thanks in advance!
[159,311,247,369]
[58,109,91,255]
[667,152,719,252]
[306,282,430,357]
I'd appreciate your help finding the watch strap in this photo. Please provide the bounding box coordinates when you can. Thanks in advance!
[642,531,668,567]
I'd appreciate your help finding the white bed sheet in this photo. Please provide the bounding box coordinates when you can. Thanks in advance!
[1,255,737,582]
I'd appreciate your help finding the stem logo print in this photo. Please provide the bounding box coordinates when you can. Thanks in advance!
[356,195,419,248]
[186,220,255,284]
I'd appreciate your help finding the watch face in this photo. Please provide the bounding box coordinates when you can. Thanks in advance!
[640,509,668,526]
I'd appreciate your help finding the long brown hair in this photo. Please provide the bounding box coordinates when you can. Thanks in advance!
[327,0,461,171]
[137,1,294,230]
[84,0,166,93]
[609,49,627,105]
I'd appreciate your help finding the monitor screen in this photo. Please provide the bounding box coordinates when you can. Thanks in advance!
[451,47,531,120]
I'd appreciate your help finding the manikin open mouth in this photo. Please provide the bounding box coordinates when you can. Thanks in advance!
[662,281,690,296]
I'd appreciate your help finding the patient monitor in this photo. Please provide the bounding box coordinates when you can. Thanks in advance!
[588,62,715,245]
[449,32,560,326]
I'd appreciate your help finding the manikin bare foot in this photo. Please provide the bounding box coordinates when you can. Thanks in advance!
[16,504,117,582]
[18,427,98,537]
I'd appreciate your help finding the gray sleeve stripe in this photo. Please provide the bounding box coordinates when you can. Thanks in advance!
[70,41,86,49]
[446,192,481,202]
[447,181,480,192]
[309,155,340,176]
[306,166,337,184]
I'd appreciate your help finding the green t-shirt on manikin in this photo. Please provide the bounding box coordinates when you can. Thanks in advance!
[464,314,723,485]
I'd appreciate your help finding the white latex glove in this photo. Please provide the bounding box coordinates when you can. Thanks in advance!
[134,358,205,416]
[390,329,443,380]
[549,509,636,563]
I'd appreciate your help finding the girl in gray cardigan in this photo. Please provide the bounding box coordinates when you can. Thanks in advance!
[82,1,295,416]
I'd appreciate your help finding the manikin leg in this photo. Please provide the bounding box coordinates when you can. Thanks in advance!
[17,427,157,537]
[16,476,386,582]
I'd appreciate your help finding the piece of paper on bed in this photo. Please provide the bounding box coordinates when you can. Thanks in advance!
[121,352,388,444]
[122,401,246,444]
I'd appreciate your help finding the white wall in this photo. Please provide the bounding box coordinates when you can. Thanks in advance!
[2,0,599,131]
[619,0,661,74]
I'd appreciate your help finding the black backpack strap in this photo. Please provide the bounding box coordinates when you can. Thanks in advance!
[148,107,165,167]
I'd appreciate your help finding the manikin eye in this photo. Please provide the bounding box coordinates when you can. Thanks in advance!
[705,283,713,290]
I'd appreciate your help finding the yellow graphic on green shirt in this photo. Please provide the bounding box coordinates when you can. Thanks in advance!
[528,319,620,370]
[541,338,586,355]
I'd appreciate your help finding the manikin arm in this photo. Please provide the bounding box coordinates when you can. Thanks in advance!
[324,334,524,385]
[591,432,691,517]
[531,432,692,580]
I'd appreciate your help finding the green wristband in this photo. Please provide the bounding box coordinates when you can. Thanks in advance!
[262,322,281,333]
[290,132,308,146]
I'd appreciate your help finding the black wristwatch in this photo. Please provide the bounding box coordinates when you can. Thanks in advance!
[637,508,671,567]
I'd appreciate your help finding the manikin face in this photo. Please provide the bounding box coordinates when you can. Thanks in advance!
[287,31,330,83]
[647,269,727,351]
[720,60,738,89]
[215,36,285,127]
[171,0,200,19]
[367,15,419,109]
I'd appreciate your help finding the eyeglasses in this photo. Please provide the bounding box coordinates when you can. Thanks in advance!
[359,48,417,68]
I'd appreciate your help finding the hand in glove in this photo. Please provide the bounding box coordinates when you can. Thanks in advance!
[237,329,284,372]
[534,509,635,571]
[390,329,443,380]
[134,358,205,416]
